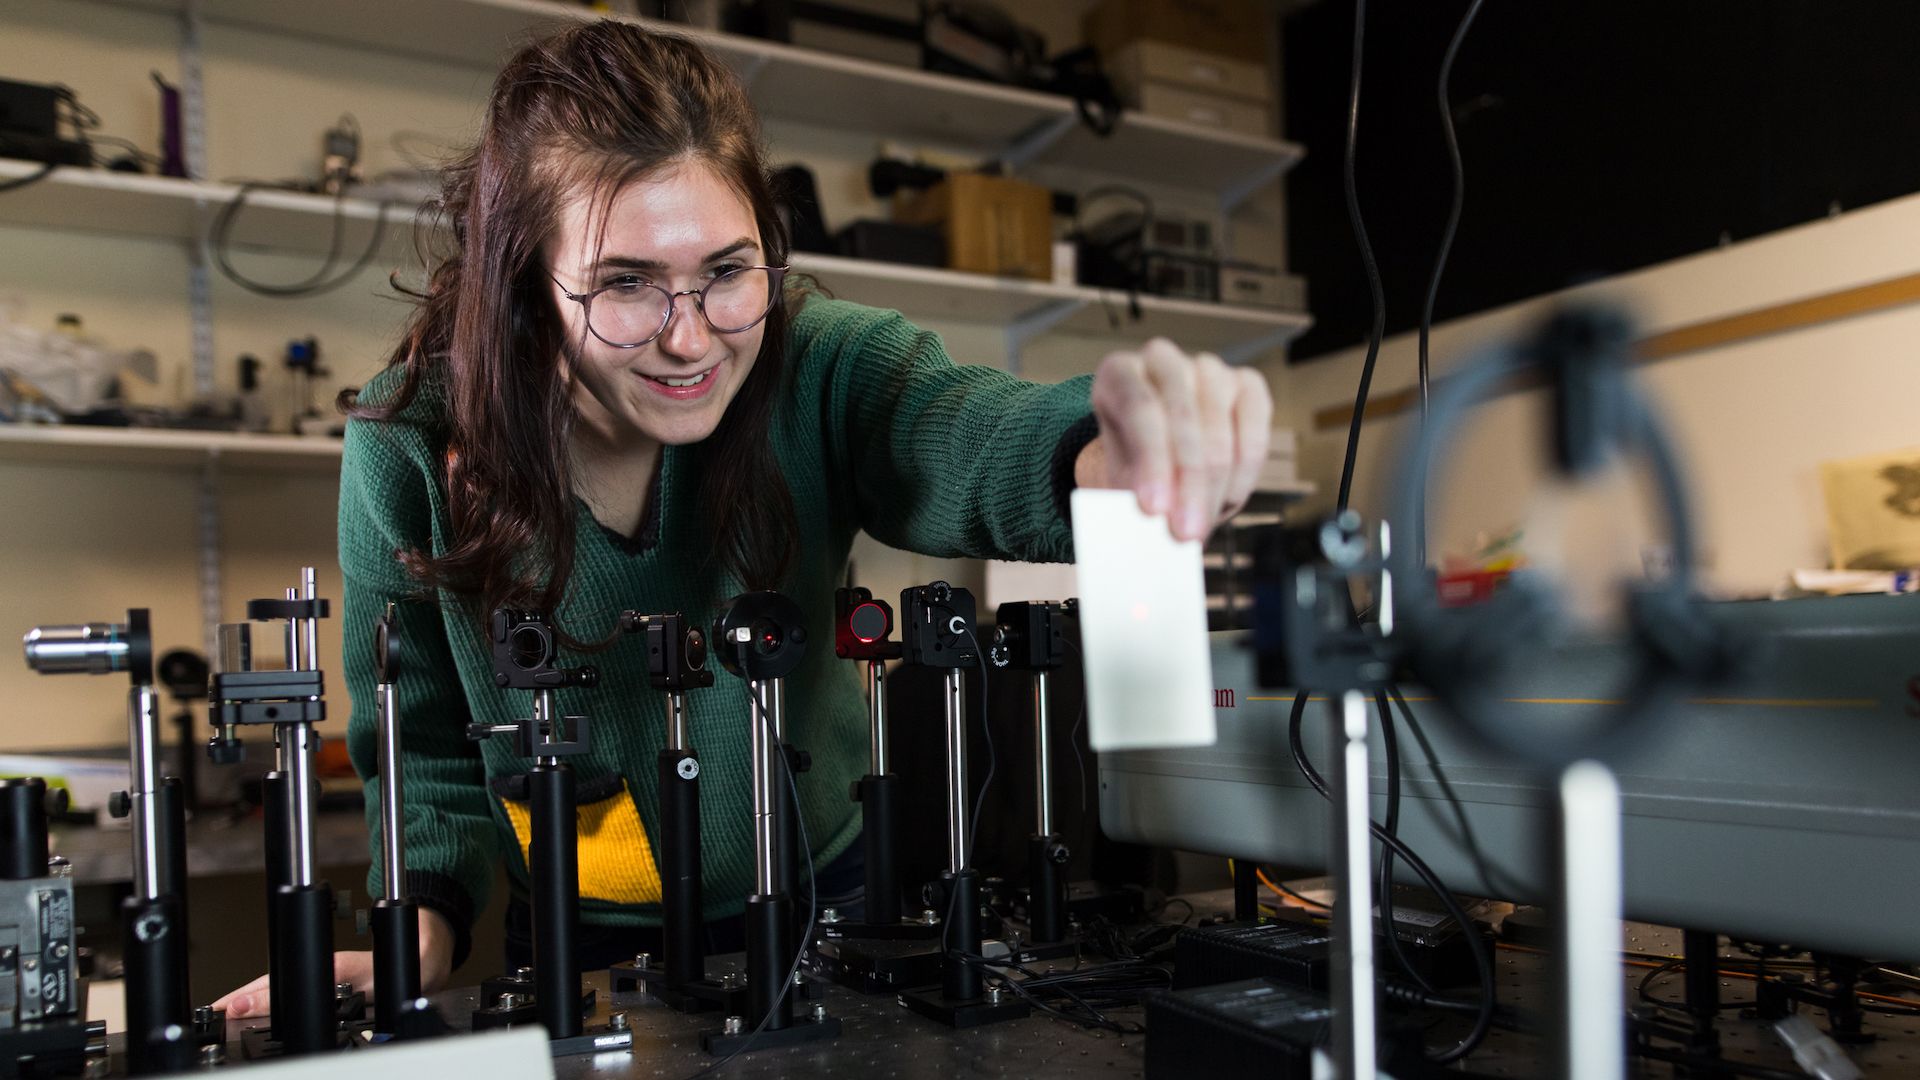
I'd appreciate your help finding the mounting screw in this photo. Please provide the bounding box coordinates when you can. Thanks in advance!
[198,1042,225,1066]
[335,982,353,999]
[810,1002,827,1023]
[820,908,840,924]
[791,970,806,987]
[723,1015,744,1036]
[107,791,130,819]
[920,909,940,926]
[634,952,651,970]
[514,966,533,981]
[609,1012,628,1031]
[988,986,1004,1005]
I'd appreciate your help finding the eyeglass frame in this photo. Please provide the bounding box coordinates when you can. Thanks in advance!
[547,264,790,349]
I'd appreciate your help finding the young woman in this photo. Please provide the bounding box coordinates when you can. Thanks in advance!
[217,18,1271,1014]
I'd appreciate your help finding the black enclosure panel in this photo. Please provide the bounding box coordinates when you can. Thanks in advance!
[1283,1,1920,361]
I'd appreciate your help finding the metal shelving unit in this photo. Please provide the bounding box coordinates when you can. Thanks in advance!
[9,0,1312,650]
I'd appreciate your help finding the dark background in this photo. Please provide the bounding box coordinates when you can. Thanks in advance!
[1283,1,1920,361]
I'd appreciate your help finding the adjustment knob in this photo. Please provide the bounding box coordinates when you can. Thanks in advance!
[107,790,130,820]
[207,738,246,766]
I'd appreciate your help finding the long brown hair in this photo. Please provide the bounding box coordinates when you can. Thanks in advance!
[344,21,798,633]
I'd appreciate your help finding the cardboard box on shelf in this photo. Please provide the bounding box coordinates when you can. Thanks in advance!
[1107,40,1272,105]
[893,172,1054,280]
[1130,82,1272,138]
[1084,0,1271,65]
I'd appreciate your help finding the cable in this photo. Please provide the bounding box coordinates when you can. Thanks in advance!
[1255,867,1330,912]
[1288,692,1495,1063]
[1373,687,1436,997]
[678,674,817,1080]
[210,180,391,298]
[1412,0,1489,568]
[1336,0,1386,515]
[0,160,57,193]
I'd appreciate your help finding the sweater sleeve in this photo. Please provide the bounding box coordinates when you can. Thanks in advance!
[338,416,497,969]
[799,300,1096,563]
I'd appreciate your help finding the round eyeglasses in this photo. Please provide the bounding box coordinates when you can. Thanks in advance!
[550,264,789,349]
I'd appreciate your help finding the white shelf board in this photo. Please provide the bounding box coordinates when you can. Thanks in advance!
[90,0,1303,199]
[0,162,408,259]
[793,252,1310,359]
[0,166,1306,359]
[0,425,343,473]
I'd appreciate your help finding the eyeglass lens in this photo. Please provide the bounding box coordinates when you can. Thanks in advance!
[589,266,776,346]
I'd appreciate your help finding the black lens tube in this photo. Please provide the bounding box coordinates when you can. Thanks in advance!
[371,899,421,1036]
[658,743,703,987]
[529,762,582,1041]
[122,893,191,1075]
[942,869,982,1001]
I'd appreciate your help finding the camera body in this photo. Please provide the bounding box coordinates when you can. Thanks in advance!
[621,612,714,693]
[489,609,597,691]
[834,587,902,662]
[989,600,1074,671]
[899,582,978,668]
[711,592,809,681]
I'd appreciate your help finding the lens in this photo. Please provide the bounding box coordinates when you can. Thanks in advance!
[507,624,550,670]
[684,629,707,671]
[702,267,775,333]
[589,282,671,347]
[749,616,783,657]
[849,603,888,644]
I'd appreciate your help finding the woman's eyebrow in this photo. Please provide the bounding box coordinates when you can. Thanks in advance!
[594,238,759,273]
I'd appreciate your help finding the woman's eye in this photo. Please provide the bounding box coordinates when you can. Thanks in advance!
[604,274,650,290]
[708,262,747,279]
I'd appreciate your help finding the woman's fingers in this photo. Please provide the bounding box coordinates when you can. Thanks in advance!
[1087,339,1277,541]
[212,971,272,1018]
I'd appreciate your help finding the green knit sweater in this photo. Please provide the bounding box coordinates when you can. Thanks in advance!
[339,297,1093,963]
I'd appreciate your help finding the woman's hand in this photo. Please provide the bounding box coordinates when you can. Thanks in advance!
[211,907,456,1018]
[1077,338,1274,542]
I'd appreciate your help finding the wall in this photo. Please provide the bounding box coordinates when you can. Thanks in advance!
[1271,191,1920,611]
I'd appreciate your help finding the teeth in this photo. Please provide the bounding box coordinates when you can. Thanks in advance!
[654,370,711,388]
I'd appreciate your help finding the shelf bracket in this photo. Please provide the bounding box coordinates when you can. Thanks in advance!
[1219,153,1295,216]
[1004,298,1086,376]
[998,114,1078,172]
[197,457,222,663]
[1221,323,1303,367]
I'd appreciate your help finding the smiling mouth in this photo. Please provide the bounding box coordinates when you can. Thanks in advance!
[644,368,714,388]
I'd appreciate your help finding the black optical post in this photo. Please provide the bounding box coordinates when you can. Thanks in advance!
[807,588,945,996]
[368,605,426,1038]
[701,591,839,1056]
[897,582,1029,1029]
[205,569,341,1059]
[605,612,745,1015]
[466,609,633,1058]
[24,611,194,1074]
[989,599,1076,947]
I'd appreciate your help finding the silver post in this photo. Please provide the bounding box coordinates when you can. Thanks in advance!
[1558,760,1625,1080]
[868,660,889,776]
[532,690,559,767]
[1330,689,1377,1080]
[285,723,316,888]
[300,567,319,671]
[1033,670,1054,837]
[944,670,968,875]
[283,588,299,670]
[377,679,405,903]
[666,692,689,752]
[749,678,778,896]
[129,684,164,901]
[283,575,319,890]
[770,676,787,741]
